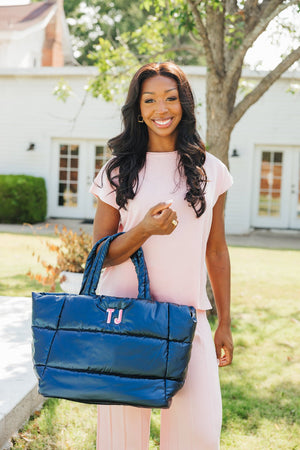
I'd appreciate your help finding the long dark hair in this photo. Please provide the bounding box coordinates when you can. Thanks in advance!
[105,61,207,217]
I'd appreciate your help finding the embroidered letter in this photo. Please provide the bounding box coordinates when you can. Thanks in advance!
[106,308,115,324]
[114,309,123,324]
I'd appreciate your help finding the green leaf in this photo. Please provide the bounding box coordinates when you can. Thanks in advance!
[53,79,73,102]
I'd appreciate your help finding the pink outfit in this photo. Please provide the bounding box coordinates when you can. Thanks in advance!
[90,151,233,450]
[90,151,233,310]
[97,312,222,450]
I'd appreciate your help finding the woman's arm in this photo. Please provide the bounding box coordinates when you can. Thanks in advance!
[206,192,233,367]
[92,198,178,267]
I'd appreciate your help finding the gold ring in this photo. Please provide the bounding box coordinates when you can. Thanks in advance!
[172,219,178,227]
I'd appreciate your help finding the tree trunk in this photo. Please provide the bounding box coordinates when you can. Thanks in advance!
[205,72,233,167]
[205,71,233,314]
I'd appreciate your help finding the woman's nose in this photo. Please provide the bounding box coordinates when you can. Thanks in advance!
[156,100,168,114]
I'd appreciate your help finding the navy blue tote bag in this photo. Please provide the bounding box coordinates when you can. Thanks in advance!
[32,233,197,408]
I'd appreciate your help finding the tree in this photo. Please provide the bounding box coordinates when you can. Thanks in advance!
[85,0,300,167]
[62,0,205,65]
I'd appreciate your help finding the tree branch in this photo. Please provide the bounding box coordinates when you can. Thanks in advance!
[189,31,202,44]
[206,2,225,76]
[244,0,258,11]
[259,0,286,24]
[187,0,217,74]
[226,0,238,15]
[229,46,300,128]
[224,0,298,93]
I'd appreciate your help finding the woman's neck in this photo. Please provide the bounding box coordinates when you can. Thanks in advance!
[147,134,177,153]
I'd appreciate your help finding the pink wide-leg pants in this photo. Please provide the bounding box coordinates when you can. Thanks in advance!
[96,311,222,450]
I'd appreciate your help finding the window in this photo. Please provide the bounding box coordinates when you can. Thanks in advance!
[57,144,79,207]
[258,151,283,217]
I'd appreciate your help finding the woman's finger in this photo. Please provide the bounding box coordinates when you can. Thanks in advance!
[150,201,173,216]
[218,346,233,367]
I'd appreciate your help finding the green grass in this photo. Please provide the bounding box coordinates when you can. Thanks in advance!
[219,246,300,450]
[11,399,97,450]
[1,234,299,449]
[0,233,58,296]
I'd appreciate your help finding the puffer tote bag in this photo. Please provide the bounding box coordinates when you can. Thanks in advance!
[32,233,197,408]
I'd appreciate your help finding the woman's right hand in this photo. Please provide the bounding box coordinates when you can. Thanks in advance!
[92,198,178,267]
[140,201,178,236]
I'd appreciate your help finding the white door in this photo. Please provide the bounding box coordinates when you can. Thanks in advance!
[290,149,300,229]
[252,147,300,229]
[49,140,110,219]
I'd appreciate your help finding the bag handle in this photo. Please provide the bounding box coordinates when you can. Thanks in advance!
[79,232,151,300]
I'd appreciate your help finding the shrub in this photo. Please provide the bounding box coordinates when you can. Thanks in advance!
[28,226,93,291]
[0,174,47,224]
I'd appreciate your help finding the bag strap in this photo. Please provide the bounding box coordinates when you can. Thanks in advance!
[79,234,111,294]
[79,232,151,300]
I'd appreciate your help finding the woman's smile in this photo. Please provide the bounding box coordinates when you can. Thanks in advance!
[152,117,174,128]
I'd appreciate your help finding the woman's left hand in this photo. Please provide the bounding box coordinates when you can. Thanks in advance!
[214,323,233,367]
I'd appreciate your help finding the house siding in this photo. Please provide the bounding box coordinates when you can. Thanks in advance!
[0,67,299,233]
[0,28,45,67]
[228,77,300,233]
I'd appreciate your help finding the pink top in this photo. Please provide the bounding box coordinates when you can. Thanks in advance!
[90,151,233,310]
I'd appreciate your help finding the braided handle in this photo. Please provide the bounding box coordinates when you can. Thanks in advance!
[79,233,151,299]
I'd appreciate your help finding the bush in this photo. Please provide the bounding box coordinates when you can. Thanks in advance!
[28,226,93,291]
[0,174,47,224]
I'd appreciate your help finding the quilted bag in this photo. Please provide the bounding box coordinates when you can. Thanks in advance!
[32,233,197,408]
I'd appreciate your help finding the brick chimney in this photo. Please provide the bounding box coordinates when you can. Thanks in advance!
[42,0,64,66]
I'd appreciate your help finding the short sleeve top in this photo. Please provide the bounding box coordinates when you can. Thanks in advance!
[90,151,233,310]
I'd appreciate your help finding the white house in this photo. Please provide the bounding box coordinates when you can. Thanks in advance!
[0,0,75,67]
[0,2,299,234]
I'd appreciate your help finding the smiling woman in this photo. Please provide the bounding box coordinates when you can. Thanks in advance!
[102,61,208,216]
[88,61,233,450]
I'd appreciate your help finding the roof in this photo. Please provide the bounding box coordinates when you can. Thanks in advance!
[0,66,299,80]
[0,1,55,32]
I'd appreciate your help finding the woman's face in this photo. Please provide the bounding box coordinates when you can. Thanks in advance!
[139,75,182,144]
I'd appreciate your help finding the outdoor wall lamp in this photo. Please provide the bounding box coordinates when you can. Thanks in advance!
[231,148,239,157]
[26,142,35,151]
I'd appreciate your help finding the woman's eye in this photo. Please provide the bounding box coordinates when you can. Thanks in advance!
[143,96,178,103]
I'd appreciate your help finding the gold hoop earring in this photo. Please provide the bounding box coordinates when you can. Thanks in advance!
[137,115,144,123]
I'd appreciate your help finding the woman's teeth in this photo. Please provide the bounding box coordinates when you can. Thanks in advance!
[154,119,172,126]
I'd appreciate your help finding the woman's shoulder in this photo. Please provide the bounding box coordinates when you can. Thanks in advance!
[204,151,233,197]
[204,152,227,170]
[98,155,118,176]
[103,155,116,168]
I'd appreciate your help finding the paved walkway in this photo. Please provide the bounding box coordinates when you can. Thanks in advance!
[0,220,299,448]
[1,218,300,249]
[227,228,300,249]
[0,218,93,237]
[0,297,43,449]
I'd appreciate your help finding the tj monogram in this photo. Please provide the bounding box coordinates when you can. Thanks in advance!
[106,308,123,324]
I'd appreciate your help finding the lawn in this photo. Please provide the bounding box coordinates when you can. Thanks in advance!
[1,233,299,449]
[0,233,58,296]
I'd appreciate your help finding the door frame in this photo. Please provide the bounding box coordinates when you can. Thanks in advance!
[289,149,300,229]
[251,145,300,230]
[48,138,108,219]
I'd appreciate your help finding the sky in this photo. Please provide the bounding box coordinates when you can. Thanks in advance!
[0,0,30,4]
[244,6,300,71]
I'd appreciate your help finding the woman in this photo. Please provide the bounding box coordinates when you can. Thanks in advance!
[90,61,233,450]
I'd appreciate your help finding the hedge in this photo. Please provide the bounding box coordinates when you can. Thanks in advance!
[0,175,47,224]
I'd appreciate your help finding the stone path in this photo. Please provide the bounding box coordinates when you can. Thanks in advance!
[0,297,43,450]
